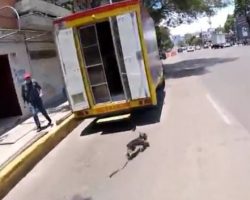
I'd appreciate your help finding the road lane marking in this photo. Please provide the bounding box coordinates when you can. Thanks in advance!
[206,94,231,125]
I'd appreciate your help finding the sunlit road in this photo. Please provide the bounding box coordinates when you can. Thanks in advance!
[166,46,250,132]
[4,46,250,200]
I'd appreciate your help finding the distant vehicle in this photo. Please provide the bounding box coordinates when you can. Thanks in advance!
[223,43,231,48]
[187,46,195,52]
[160,51,167,59]
[195,45,201,50]
[243,40,248,45]
[182,46,187,51]
[203,44,209,49]
[54,0,164,118]
[177,48,183,53]
[211,32,226,49]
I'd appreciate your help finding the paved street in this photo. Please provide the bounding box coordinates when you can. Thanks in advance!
[4,46,250,200]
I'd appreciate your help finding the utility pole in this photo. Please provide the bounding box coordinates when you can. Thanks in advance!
[208,16,212,29]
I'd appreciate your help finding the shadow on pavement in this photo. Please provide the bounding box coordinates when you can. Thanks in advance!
[72,195,92,200]
[109,160,129,178]
[81,87,166,136]
[0,100,68,136]
[164,57,238,79]
[47,104,70,114]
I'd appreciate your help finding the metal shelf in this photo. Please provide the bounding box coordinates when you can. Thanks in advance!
[91,82,108,88]
[82,43,98,49]
[85,63,103,68]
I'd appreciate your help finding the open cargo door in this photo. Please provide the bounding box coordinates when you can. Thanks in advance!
[115,12,150,100]
[56,28,89,111]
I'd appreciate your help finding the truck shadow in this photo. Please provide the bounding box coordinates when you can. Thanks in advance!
[164,57,238,79]
[72,194,92,200]
[81,87,166,136]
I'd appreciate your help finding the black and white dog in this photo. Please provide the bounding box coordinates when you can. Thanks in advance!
[126,132,150,160]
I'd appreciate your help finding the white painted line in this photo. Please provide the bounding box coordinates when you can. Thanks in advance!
[206,94,231,125]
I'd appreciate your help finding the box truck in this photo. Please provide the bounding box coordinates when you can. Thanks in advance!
[211,32,226,48]
[54,0,164,118]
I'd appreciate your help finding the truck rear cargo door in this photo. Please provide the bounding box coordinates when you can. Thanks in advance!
[56,28,89,111]
[116,12,150,99]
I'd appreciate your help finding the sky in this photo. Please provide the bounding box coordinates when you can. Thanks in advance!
[169,5,235,36]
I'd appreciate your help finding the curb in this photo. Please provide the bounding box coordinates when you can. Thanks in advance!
[0,114,81,199]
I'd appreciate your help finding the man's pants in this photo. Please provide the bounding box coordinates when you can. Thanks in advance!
[29,101,51,128]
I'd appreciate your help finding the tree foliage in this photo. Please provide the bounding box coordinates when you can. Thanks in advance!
[156,26,174,49]
[215,26,225,33]
[177,40,186,47]
[143,0,231,26]
[184,34,202,45]
[144,0,230,50]
[234,0,250,27]
[224,14,235,33]
[234,0,250,15]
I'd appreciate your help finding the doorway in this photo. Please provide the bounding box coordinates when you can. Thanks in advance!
[0,55,22,118]
[96,21,125,101]
[78,21,126,104]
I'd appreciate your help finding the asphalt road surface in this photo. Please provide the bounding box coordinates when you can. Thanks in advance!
[4,46,250,200]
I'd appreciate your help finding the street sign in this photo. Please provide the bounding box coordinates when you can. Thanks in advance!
[242,27,248,37]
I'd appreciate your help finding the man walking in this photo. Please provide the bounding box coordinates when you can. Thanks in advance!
[21,72,52,132]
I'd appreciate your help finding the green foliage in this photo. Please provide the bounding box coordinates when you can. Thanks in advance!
[185,35,202,45]
[215,26,225,33]
[144,0,230,50]
[156,26,174,49]
[224,14,235,33]
[143,0,230,26]
[177,40,186,47]
[234,0,250,26]
[234,0,250,15]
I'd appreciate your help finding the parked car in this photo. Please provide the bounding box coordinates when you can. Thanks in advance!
[159,51,167,59]
[223,43,231,48]
[182,46,187,51]
[243,40,248,45]
[195,45,201,50]
[187,46,195,52]
[203,44,209,49]
[177,48,183,53]
[211,44,223,49]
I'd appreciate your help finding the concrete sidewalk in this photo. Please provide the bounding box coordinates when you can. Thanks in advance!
[0,102,71,170]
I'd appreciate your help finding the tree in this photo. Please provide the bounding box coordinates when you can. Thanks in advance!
[177,40,186,47]
[185,35,202,45]
[234,0,250,27]
[144,0,230,50]
[224,14,235,33]
[215,26,225,33]
[143,0,230,26]
[156,26,174,49]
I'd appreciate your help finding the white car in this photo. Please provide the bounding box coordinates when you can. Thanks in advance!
[187,46,195,52]
[195,45,201,50]
[223,43,231,47]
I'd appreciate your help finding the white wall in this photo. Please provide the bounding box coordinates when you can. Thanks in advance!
[15,0,71,17]
[27,42,65,105]
[0,42,32,117]
[0,40,65,118]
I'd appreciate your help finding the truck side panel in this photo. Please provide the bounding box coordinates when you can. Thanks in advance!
[141,7,163,89]
[115,12,150,100]
[55,28,89,111]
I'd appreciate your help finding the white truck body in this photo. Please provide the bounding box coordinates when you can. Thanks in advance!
[211,33,226,45]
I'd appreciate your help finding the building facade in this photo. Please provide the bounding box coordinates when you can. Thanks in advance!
[0,0,71,118]
[235,15,250,40]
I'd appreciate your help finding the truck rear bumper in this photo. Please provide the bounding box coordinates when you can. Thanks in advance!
[74,97,153,118]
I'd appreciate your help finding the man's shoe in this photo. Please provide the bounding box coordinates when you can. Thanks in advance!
[47,120,53,127]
